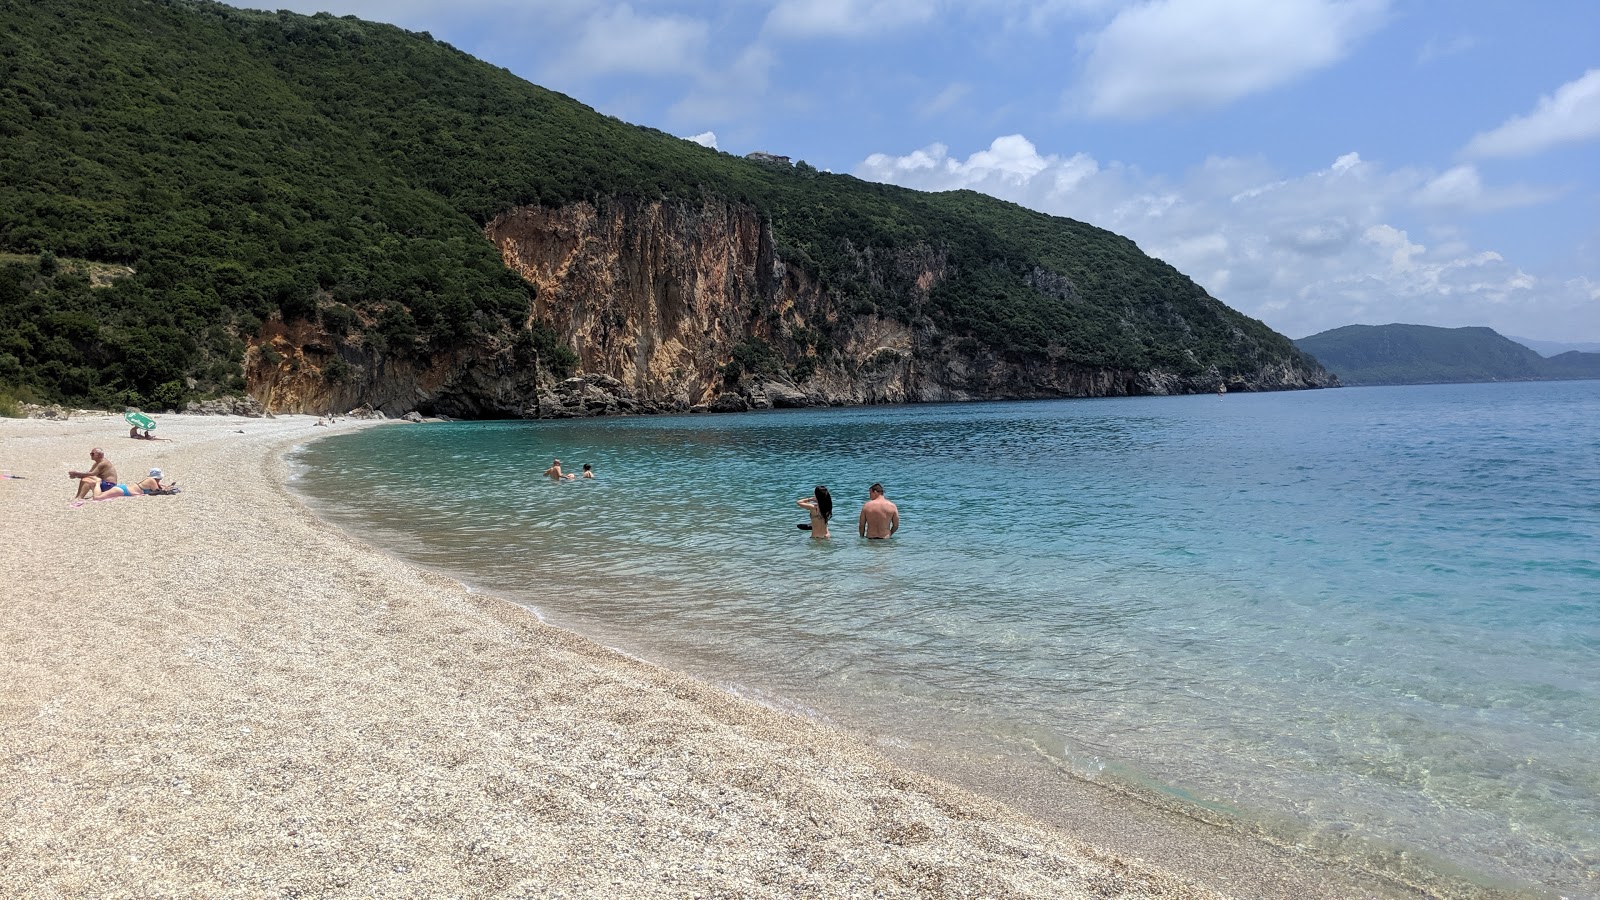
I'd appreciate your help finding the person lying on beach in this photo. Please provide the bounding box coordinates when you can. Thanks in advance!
[67,448,118,500]
[858,482,899,540]
[128,427,172,442]
[136,468,180,495]
[544,459,575,481]
[797,485,832,539]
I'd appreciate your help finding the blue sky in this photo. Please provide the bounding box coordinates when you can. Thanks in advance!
[251,0,1600,342]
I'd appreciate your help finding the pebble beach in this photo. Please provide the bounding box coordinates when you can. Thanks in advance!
[1,414,1430,898]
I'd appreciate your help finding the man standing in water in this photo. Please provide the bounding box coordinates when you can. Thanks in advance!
[544,458,574,481]
[858,482,899,539]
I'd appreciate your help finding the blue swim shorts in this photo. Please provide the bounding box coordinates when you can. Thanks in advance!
[100,480,116,492]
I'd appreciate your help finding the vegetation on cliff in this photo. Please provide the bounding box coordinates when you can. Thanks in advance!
[1,0,1326,410]
[1295,324,1600,385]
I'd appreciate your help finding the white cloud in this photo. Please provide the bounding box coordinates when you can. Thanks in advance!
[666,43,779,126]
[1077,0,1389,119]
[862,135,1098,194]
[1417,34,1476,65]
[1412,165,1559,212]
[685,131,719,149]
[764,0,939,39]
[560,5,710,78]
[1363,224,1424,271]
[918,82,972,119]
[856,137,1594,339]
[1464,69,1600,158]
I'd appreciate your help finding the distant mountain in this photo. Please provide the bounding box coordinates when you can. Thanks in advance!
[1505,335,1600,357]
[1541,351,1600,380]
[1295,324,1600,385]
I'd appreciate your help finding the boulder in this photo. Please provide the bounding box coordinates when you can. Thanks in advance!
[21,403,69,420]
[345,404,386,420]
[709,392,750,413]
[586,372,625,392]
[754,379,816,409]
[184,396,264,417]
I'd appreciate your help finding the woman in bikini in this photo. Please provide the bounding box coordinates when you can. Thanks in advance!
[136,468,178,494]
[796,485,833,539]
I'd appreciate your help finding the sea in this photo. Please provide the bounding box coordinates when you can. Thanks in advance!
[287,381,1600,897]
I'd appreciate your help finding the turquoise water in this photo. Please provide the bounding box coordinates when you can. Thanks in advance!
[289,382,1600,895]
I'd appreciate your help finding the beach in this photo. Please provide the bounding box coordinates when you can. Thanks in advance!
[2,414,1423,898]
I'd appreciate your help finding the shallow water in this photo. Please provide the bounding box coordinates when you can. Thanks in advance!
[290,382,1600,896]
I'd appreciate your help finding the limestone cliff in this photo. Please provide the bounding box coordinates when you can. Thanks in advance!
[246,196,1333,417]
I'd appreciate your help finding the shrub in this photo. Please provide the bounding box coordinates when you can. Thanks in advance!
[0,385,21,417]
[151,380,187,410]
[319,303,358,335]
[323,355,350,382]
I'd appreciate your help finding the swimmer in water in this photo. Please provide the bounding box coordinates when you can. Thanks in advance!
[797,485,832,539]
[858,482,899,539]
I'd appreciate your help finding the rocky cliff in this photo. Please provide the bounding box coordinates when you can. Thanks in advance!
[246,196,1333,417]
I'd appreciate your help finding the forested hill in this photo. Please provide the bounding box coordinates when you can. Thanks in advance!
[0,0,1331,415]
[1295,324,1600,385]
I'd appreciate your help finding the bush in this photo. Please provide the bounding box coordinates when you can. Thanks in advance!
[0,385,21,417]
[151,380,187,410]
[319,303,358,335]
[323,355,350,383]
[513,324,576,376]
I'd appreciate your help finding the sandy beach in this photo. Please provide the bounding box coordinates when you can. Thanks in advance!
[1,414,1431,898]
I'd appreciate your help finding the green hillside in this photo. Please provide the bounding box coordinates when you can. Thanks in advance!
[0,0,1322,411]
[1295,324,1600,385]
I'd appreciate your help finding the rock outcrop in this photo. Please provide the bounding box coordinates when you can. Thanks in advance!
[244,196,1334,417]
[183,396,265,417]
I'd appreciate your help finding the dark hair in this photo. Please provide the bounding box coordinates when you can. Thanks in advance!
[869,482,884,496]
[814,485,833,521]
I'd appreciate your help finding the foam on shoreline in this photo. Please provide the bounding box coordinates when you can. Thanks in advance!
[0,414,1441,898]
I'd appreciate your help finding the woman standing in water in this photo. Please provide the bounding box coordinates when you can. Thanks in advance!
[797,485,833,539]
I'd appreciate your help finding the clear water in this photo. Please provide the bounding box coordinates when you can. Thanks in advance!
[289,382,1600,896]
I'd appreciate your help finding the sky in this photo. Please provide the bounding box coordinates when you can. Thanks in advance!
[245,0,1600,343]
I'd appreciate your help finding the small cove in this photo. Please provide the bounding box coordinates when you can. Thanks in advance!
[290,382,1600,897]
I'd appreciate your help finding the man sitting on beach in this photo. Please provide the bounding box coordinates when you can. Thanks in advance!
[67,447,119,500]
[858,482,899,540]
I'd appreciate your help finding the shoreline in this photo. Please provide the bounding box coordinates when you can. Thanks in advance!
[287,424,1528,900]
[0,414,1487,897]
